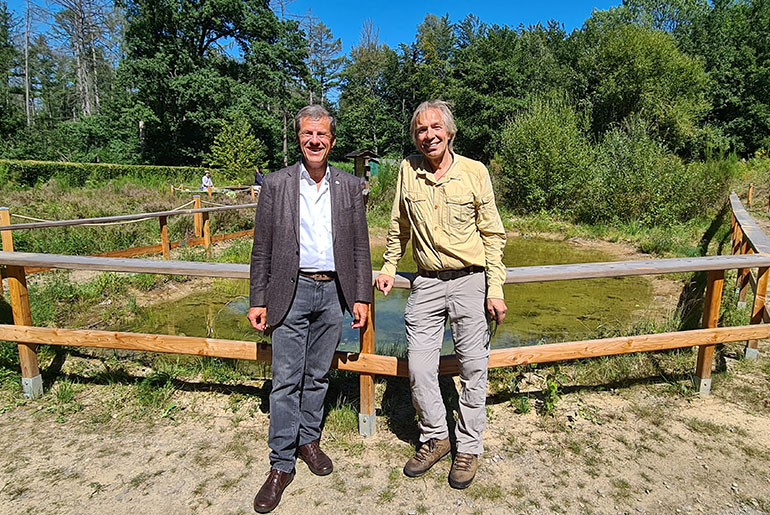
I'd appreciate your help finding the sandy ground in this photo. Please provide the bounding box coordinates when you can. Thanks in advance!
[0,351,769,515]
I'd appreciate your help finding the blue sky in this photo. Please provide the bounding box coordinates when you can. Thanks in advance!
[6,0,622,54]
[286,1,622,52]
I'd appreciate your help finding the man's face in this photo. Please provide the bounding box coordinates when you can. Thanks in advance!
[298,116,336,169]
[415,108,450,162]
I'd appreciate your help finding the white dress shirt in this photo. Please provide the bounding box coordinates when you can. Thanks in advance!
[298,163,335,272]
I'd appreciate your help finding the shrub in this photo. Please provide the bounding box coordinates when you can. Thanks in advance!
[0,159,205,187]
[497,95,593,213]
[576,116,734,225]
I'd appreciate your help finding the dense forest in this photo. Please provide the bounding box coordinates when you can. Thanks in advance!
[1,0,769,222]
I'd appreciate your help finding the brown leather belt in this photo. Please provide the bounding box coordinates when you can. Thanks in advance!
[418,265,485,281]
[299,271,337,281]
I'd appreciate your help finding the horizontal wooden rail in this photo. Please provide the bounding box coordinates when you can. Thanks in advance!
[0,203,259,231]
[731,191,770,254]
[3,323,770,378]
[22,229,254,274]
[3,251,770,287]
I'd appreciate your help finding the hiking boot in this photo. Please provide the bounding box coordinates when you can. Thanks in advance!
[449,452,478,489]
[403,437,450,477]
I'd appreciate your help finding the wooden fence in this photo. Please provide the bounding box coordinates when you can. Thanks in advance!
[0,191,768,436]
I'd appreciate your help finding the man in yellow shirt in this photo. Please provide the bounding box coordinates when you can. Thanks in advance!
[375,99,507,489]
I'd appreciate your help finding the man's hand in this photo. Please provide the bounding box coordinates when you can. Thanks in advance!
[375,273,394,296]
[247,307,268,331]
[351,302,369,329]
[487,298,507,325]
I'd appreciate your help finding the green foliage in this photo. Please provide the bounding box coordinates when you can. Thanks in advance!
[577,23,712,156]
[577,117,733,225]
[498,94,592,212]
[0,159,204,187]
[538,368,565,416]
[207,117,266,182]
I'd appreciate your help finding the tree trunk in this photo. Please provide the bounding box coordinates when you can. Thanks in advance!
[24,0,31,125]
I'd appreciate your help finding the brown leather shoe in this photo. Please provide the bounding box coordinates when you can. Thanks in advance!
[297,440,333,476]
[403,437,451,477]
[253,468,294,513]
[449,452,478,489]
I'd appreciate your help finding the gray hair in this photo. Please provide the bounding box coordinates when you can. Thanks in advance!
[410,99,457,152]
[294,105,336,139]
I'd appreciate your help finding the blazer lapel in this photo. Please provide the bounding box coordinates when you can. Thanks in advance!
[330,166,341,243]
[286,163,300,244]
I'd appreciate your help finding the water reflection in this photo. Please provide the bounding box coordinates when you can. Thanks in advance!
[123,237,651,357]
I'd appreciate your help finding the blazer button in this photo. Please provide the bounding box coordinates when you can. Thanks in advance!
[291,278,295,282]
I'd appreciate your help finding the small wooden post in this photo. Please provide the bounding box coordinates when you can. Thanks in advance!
[207,186,212,198]
[695,270,725,394]
[202,212,211,258]
[159,216,171,260]
[0,207,10,295]
[193,195,202,238]
[746,266,769,360]
[737,237,751,304]
[748,183,754,207]
[1,208,42,398]
[732,222,743,256]
[359,288,376,437]
[250,186,255,199]
[170,185,175,194]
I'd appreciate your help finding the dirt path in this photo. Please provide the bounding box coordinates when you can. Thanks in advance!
[1,349,769,514]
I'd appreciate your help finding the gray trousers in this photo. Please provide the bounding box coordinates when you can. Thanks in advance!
[268,275,344,473]
[404,272,490,455]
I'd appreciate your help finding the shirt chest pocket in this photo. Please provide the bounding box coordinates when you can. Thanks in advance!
[405,191,430,225]
[445,194,476,231]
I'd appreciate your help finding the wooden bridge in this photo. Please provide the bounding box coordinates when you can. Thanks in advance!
[0,192,768,436]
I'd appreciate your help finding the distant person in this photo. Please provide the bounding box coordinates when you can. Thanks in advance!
[375,99,507,489]
[248,105,372,513]
[254,167,264,188]
[201,170,213,190]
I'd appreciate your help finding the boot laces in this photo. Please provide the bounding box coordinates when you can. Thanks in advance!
[454,453,474,471]
[414,439,437,463]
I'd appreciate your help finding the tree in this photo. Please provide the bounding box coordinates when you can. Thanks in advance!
[117,0,307,165]
[49,0,115,116]
[449,20,572,160]
[208,116,267,181]
[305,20,343,105]
[337,20,401,156]
[577,23,711,155]
[0,1,24,143]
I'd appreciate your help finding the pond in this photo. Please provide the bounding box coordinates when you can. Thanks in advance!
[121,237,652,356]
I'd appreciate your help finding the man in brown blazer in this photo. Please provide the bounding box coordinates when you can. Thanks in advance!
[247,105,372,513]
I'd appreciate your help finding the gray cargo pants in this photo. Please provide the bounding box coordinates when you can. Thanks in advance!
[404,271,490,455]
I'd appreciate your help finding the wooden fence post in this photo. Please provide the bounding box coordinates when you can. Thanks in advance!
[748,183,754,207]
[193,195,202,238]
[695,270,725,394]
[159,216,170,260]
[170,185,175,195]
[737,237,751,305]
[207,186,212,198]
[359,287,376,437]
[1,208,43,398]
[250,186,255,199]
[5,265,42,398]
[202,212,211,258]
[746,266,768,360]
[0,207,6,296]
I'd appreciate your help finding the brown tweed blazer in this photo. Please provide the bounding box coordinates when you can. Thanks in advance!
[249,162,372,327]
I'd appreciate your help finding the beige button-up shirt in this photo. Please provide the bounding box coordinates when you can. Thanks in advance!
[380,153,507,299]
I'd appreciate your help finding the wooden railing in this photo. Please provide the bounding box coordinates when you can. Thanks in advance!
[0,198,257,269]
[0,192,768,436]
[730,191,770,359]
